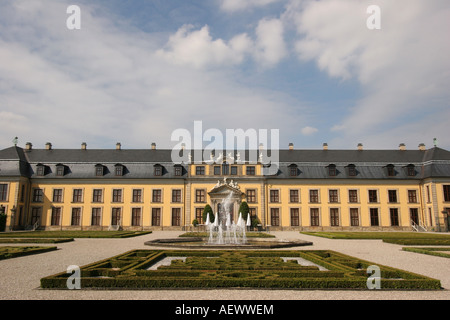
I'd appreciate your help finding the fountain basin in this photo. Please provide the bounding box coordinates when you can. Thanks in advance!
[144,237,312,249]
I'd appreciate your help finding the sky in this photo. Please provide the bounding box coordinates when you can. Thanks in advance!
[0,0,449,151]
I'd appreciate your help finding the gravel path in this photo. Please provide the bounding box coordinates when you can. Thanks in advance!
[0,231,449,300]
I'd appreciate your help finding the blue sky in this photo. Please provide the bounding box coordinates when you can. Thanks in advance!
[0,0,449,150]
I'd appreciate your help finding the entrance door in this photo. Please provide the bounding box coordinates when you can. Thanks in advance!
[447,208,450,232]
[410,208,419,225]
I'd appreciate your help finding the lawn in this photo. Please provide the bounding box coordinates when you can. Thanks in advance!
[0,230,152,239]
[301,232,450,245]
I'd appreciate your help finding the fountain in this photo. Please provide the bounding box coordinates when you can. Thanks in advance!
[145,189,313,249]
[206,192,248,245]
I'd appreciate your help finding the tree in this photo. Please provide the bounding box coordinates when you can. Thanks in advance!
[202,204,214,224]
[238,201,250,221]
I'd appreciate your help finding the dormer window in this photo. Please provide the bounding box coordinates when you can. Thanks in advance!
[347,164,356,177]
[288,164,298,177]
[327,164,337,177]
[36,164,46,176]
[154,164,162,176]
[386,164,395,177]
[115,164,124,176]
[95,164,104,177]
[174,165,182,176]
[406,164,416,177]
[56,164,66,177]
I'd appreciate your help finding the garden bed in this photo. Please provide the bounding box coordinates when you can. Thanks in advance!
[40,249,441,290]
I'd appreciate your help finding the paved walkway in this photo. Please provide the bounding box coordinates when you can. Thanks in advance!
[0,231,449,300]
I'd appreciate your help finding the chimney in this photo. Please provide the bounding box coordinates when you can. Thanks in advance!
[45,142,52,150]
[25,142,32,150]
[151,142,156,150]
[116,142,121,150]
[289,143,294,150]
[418,143,426,151]
[323,143,328,150]
[81,142,87,150]
[399,143,406,151]
[357,143,363,151]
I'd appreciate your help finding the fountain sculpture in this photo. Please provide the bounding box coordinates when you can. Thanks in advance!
[206,192,250,245]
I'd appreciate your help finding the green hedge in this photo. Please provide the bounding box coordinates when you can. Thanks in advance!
[40,249,442,290]
[0,246,57,260]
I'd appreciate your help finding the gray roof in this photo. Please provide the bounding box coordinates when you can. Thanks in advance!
[1,146,450,180]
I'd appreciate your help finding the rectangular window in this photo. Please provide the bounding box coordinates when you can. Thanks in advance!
[31,207,41,225]
[132,189,142,203]
[152,208,161,226]
[214,166,221,175]
[350,208,359,226]
[290,190,299,203]
[73,189,83,203]
[390,208,399,226]
[33,189,44,203]
[330,208,339,226]
[231,166,238,175]
[71,208,81,226]
[426,186,431,203]
[115,166,123,176]
[37,165,45,176]
[310,208,320,226]
[53,189,63,203]
[131,208,141,226]
[111,208,121,225]
[309,190,319,203]
[246,189,257,203]
[290,208,299,226]
[196,166,205,175]
[172,189,182,203]
[269,190,279,203]
[270,208,280,226]
[195,189,205,203]
[96,166,104,177]
[246,166,255,175]
[368,190,378,203]
[348,166,356,177]
[387,166,395,177]
[410,208,419,225]
[329,190,338,203]
[249,208,257,221]
[152,189,162,203]
[348,190,358,203]
[51,207,61,226]
[222,164,229,175]
[172,208,181,226]
[370,208,379,226]
[56,166,65,176]
[289,166,297,177]
[112,189,122,203]
[195,208,203,224]
[174,166,182,176]
[408,190,417,203]
[154,166,162,176]
[91,208,102,226]
[93,189,103,203]
[444,185,450,202]
[388,190,397,203]
[0,184,8,202]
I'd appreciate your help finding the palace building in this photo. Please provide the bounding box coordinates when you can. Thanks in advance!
[1,141,450,232]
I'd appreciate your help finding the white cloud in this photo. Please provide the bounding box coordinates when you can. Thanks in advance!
[0,1,306,149]
[301,126,318,136]
[286,0,450,148]
[254,18,287,66]
[220,0,280,12]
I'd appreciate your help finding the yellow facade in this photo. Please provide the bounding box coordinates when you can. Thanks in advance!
[1,144,450,232]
